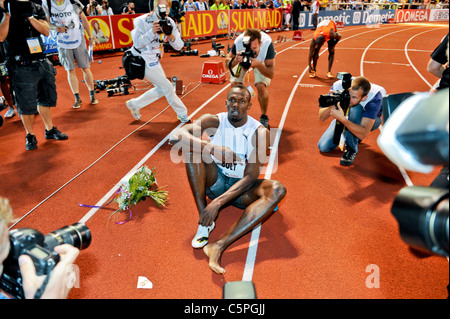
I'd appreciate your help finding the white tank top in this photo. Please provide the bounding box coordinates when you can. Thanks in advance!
[209,112,262,178]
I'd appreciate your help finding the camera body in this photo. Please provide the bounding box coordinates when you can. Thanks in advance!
[378,89,449,258]
[0,223,91,299]
[157,5,173,36]
[4,0,33,18]
[94,75,131,97]
[319,72,352,109]
[318,72,353,145]
[239,36,255,70]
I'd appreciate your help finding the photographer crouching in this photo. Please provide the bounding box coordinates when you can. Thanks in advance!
[125,0,189,123]
[0,197,83,299]
[318,74,386,166]
[225,28,276,129]
[0,0,68,151]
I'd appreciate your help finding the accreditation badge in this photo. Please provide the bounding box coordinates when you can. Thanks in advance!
[26,37,43,54]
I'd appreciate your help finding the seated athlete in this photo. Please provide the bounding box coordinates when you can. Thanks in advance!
[169,84,286,275]
[308,19,342,79]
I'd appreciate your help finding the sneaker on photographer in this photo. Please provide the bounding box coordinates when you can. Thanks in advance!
[4,107,16,118]
[126,100,141,120]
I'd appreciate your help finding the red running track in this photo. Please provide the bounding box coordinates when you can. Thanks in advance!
[0,22,448,299]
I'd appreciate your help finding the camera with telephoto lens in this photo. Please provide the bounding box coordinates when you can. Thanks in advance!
[95,75,131,93]
[378,89,449,259]
[239,36,255,70]
[318,72,353,145]
[0,223,91,299]
[157,5,173,36]
[318,72,352,109]
[179,42,198,56]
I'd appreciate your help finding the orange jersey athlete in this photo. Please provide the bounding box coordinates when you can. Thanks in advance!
[308,19,342,79]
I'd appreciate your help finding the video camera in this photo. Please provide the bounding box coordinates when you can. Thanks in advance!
[157,5,173,36]
[2,0,33,18]
[378,89,449,258]
[94,75,132,97]
[0,223,91,299]
[318,72,353,145]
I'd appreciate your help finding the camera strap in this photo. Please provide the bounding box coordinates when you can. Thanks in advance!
[33,271,52,299]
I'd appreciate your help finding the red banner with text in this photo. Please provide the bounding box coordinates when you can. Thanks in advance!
[181,9,283,39]
[84,10,283,51]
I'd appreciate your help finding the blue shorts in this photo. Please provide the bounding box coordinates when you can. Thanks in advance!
[206,169,248,210]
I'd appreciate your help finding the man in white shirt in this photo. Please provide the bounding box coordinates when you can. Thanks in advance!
[125,0,189,123]
[170,85,286,275]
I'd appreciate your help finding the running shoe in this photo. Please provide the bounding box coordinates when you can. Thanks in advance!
[191,222,215,248]
[4,107,16,118]
[327,72,334,79]
[90,96,99,105]
[45,126,68,140]
[126,100,141,120]
[178,115,191,123]
[25,134,38,151]
[309,70,316,78]
[73,99,82,109]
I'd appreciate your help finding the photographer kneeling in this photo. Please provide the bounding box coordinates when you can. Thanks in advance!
[318,75,386,166]
[0,197,80,299]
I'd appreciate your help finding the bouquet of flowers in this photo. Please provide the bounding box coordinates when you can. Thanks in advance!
[81,166,168,224]
[116,166,168,210]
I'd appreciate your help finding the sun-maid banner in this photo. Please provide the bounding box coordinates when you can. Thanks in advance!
[85,14,138,51]
[42,14,140,53]
[181,9,283,40]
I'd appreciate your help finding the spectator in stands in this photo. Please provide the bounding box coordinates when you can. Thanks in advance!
[197,0,209,10]
[185,0,199,10]
[210,0,221,9]
[86,0,102,15]
[233,0,246,8]
[101,0,114,15]
[122,2,136,14]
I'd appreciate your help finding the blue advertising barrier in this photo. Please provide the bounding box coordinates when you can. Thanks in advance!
[41,30,58,55]
[298,9,396,29]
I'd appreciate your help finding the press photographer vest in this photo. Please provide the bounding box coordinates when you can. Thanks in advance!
[43,0,83,49]
[234,32,272,63]
[209,112,262,179]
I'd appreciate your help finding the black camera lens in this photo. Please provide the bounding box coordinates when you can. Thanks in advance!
[318,94,339,108]
[44,223,91,251]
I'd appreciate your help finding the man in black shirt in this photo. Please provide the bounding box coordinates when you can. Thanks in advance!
[0,0,68,150]
[428,33,449,91]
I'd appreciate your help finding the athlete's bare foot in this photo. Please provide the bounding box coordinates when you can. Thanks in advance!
[203,243,226,275]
